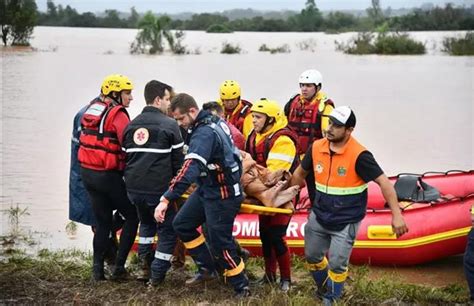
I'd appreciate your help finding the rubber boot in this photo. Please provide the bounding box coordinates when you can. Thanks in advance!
[185,240,217,286]
[311,268,328,298]
[92,254,106,281]
[323,270,347,304]
[136,253,152,281]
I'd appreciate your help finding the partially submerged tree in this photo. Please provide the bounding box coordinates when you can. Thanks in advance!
[131,12,187,54]
[1,0,37,46]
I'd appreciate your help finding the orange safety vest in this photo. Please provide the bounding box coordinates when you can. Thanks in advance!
[225,99,252,133]
[78,98,128,171]
[311,136,368,230]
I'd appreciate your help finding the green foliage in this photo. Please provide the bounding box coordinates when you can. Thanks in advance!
[389,4,474,31]
[220,41,241,54]
[130,12,187,55]
[258,43,291,54]
[336,31,425,55]
[0,0,37,46]
[336,32,376,54]
[37,0,136,28]
[186,13,229,30]
[35,2,474,33]
[442,32,474,55]
[374,32,426,54]
[206,24,232,33]
[324,11,357,31]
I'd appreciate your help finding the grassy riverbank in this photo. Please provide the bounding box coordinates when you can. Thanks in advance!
[0,249,468,305]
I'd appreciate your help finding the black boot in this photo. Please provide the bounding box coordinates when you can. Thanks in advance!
[110,266,129,281]
[92,255,106,281]
[136,254,152,281]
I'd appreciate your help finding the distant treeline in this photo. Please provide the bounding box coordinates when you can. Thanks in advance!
[37,0,474,32]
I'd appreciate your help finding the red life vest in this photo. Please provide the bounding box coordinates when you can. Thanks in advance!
[225,99,252,133]
[287,94,334,155]
[78,98,129,171]
[245,128,300,173]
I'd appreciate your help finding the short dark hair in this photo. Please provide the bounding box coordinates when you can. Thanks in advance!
[170,93,199,113]
[144,80,173,105]
[202,101,224,115]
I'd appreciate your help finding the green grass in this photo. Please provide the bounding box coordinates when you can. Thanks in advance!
[0,250,468,304]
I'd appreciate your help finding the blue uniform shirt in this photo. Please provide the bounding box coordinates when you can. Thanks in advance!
[163,110,242,201]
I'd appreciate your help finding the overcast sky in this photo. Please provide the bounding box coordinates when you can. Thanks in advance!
[36,0,469,13]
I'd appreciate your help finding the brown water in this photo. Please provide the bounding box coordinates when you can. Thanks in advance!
[0,27,472,285]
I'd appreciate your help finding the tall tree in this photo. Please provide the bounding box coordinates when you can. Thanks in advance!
[296,0,323,31]
[0,0,37,46]
[367,0,385,26]
[130,12,177,54]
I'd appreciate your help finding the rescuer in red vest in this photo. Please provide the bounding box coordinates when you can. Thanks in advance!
[284,69,335,206]
[219,80,253,139]
[78,74,139,281]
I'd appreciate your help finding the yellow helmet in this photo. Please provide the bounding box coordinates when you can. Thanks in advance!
[219,80,241,100]
[101,74,134,95]
[250,98,282,119]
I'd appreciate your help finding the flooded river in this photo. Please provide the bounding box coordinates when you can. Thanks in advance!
[0,27,472,286]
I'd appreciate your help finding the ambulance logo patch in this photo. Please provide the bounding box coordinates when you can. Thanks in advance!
[133,128,149,145]
[337,166,347,176]
[316,162,324,174]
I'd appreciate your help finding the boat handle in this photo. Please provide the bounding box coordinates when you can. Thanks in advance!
[367,225,397,240]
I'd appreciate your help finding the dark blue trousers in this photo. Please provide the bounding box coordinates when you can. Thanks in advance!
[129,193,178,280]
[172,190,248,292]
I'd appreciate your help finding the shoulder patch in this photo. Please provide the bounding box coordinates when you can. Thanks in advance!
[219,121,231,136]
[133,127,149,145]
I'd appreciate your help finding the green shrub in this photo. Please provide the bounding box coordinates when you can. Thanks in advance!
[442,32,474,55]
[336,32,376,54]
[336,32,425,55]
[220,42,241,54]
[206,24,233,33]
[375,33,425,54]
[258,44,271,52]
[258,43,291,54]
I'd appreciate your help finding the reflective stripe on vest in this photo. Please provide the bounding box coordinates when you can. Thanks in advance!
[315,181,368,195]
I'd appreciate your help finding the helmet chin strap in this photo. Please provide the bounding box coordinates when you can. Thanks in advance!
[108,92,122,105]
[261,116,274,133]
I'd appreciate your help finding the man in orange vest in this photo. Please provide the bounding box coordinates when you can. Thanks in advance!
[219,80,253,139]
[290,106,408,303]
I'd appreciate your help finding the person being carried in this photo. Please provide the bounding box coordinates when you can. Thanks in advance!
[245,98,299,292]
[123,80,184,284]
[154,93,250,298]
[290,106,408,304]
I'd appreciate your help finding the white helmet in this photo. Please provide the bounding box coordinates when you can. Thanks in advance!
[299,69,323,86]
